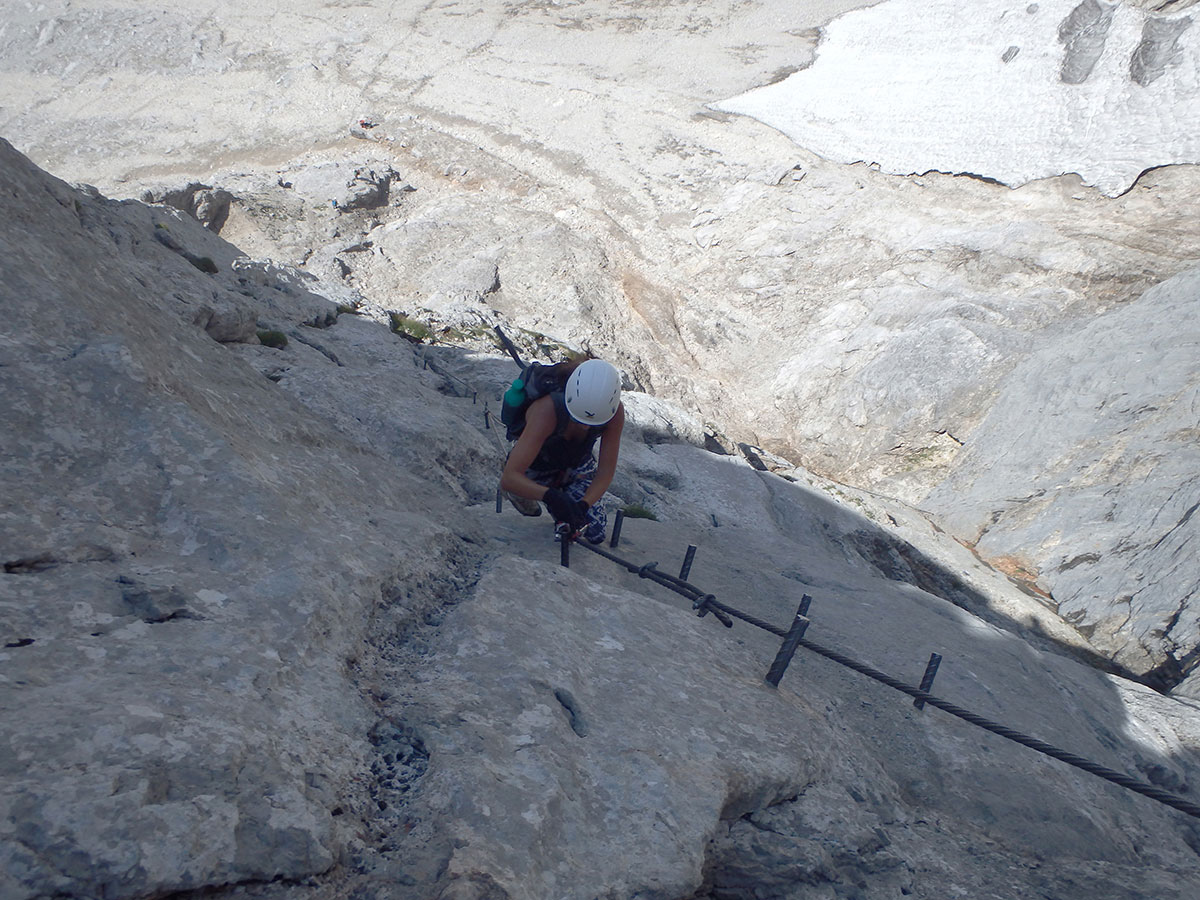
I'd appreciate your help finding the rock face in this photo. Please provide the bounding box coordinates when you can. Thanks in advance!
[2,141,1200,900]
[0,138,455,898]
[923,265,1200,687]
[3,0,1196,694]
[388,553,1200,900]
[716,0,1200,196]
[398,558,824,899]
[2,0,1200,892]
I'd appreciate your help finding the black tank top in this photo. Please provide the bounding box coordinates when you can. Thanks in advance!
[530,392,606,473]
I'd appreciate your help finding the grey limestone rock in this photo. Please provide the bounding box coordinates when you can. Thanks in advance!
[924,264,1200,686]
[0,138,453,899]
[141,182,234,231]
[620,391,708,448]
[230,257,339,329]
[289,160,398,212]
[443,256,501,299]
[3,137,1200,900]
[385,526,1200,900]
[2,1,1200,892]
[195,188,234,232]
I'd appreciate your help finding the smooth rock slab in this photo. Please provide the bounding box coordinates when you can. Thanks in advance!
[397,557,825,900]
[388,542,1200,900]
[924,262,1200,686]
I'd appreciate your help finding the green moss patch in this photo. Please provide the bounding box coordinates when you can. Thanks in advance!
[389,313,433,343]
[257,330,288,349]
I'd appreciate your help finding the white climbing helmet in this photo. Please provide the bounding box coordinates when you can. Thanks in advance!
[564,359,622,426]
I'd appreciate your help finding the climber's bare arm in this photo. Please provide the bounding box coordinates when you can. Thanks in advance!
[499,396,557,500]
[582,403,624,507]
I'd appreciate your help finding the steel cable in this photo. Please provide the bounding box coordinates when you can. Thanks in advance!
[572,537,1200,821]
[790,632,1200,820]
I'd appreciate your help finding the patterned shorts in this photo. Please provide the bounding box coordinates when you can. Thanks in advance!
[527,456,607,544]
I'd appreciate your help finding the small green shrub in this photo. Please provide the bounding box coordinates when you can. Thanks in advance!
[491,326,573,361]
[443,322,494,343]
[188,254,219,274]
[390,312,433,343]
[621,504,657,521]
[257,330,288,349]
[337,304,363,315]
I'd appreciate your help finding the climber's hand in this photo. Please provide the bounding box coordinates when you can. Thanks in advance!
[544,489,588,530]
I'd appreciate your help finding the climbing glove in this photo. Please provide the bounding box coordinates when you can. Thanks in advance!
[543,489,589,530]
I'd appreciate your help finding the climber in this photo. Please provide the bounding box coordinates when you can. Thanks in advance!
[500,357,624,544]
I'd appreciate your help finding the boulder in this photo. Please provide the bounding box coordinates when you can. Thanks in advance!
[289,160,398,212]
[141,182,233,231]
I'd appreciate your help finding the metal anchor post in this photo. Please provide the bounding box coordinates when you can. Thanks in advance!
[765,595,813,688]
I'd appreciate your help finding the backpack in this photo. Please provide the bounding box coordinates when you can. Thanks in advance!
[500,361,573,441]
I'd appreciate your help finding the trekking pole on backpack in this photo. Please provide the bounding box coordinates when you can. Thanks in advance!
[493,326,525,369]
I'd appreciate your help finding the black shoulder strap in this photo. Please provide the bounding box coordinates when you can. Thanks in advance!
[550,391,571,435]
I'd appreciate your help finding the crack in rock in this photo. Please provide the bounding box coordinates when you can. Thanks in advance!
[553,688,589,737]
